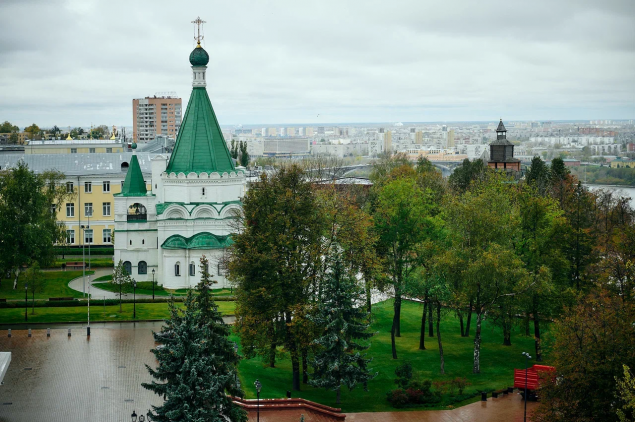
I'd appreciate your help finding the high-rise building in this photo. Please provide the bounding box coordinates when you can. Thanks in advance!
[286,127,296,137]
[448,130,455,147]
[305,127,314,137]
[133,95,182,143]
[267,127,277,137]
[383,130,392,152]
[415,131,423,144]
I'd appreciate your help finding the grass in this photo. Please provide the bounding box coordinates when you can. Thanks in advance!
[0,270,94,300]
[93,281,233,298]
[0,301,236,324]
[234,299,551,413]
[93,275,113,282]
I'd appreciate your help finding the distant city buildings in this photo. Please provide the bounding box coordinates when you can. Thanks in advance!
[132,95,182,143]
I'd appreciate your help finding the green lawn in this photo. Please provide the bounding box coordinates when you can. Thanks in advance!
[54,258,113,268]
[93,281,233,298]
[0,271,93,300]
[234,299,550,412]
[0,301,236,324]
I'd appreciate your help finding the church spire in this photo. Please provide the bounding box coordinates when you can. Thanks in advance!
[165,19,235,175]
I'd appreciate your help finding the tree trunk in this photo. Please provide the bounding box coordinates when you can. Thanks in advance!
[436,302,444,375]
[394,292,402,337]
[428,297,434,337]
[419,299,427,350]
[302,348,308,384]
[458,310,465,337]
[391,310,398,359]
[32,289,35,315]
[285,312,301,391]
[269,321,277,368]
[534,310,542,362]
[365,278,372,314]
[336,386,341,404]
[524,311,530,336]
[473,313,483,374]
[502,322,511,346]
[13,269,19,290]
[464,299,473,337]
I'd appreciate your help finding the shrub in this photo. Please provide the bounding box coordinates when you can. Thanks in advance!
[432,379,449,395]
[452,377,471,395]
[394,361,413,388]
[386,389,409,408]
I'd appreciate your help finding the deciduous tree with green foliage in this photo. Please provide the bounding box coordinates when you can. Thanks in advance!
[111,260,133,312]
[25,262,44,314]
[0,162,71,289]
[309,257,377,404]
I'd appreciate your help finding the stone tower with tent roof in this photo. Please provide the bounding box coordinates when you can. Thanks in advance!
[114,19,246,289]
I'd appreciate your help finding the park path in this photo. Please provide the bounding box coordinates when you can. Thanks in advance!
[67,269,155,300]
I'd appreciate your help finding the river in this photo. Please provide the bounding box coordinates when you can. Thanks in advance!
[585,184,635,209]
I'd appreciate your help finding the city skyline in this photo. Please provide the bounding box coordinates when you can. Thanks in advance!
[0,0,633,128]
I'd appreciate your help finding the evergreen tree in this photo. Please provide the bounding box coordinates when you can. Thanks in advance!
[239,141,249,167]
[143,270,246,422]
[526,156,551,196]
[309,257,377,404]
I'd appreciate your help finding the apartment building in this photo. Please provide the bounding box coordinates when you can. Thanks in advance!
[133,95,182,143]
[25,139,125,155]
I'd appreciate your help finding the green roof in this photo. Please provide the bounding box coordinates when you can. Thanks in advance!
[165,86,235,175]
[189,45,210,66]
[118,155,147,196]
[161,232,233,250]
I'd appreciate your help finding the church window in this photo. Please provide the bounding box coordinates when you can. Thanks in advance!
[202,187,205,196]
[189,262,195,276]
[142,239,145,245]
[175,262,181,276]
[138,261,147,275]
[129,240,132,246]
[123,261,132,275]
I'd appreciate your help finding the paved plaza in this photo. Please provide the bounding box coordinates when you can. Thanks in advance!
[0,324,537,422]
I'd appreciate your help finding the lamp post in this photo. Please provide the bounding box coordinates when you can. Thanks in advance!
[87,274,91,336]
[131,410,137,422]
[254,379,262,422]
[24,283,28,322]
[522,351,532,422]
[151,269,155,301]
[133,280,137,320]
[81,224,86,297]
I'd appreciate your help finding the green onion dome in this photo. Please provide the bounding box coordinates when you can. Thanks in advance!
[131,142,137,150]
[189,45,209,66]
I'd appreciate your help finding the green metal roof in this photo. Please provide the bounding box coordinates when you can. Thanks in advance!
[165,87,235,175]
[117,155,148,197]
[161,232,233,250]
[189,45,210,66]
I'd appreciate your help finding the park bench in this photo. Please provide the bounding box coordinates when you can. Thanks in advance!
[492,388,508,398]
[65,262,84,270]
[49,297,75,302]
[0,298,6,303]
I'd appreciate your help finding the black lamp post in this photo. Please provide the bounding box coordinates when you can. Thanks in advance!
[151,269,155,301]
[24,283,28,322]
[133,280,137,320]
[254,379,262,422]
[522,351,532,422]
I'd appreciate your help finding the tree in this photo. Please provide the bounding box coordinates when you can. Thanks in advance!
[0,162,70,289]
[25,262,44,314]
[230,139,238,159]
[142,292,247,422]
[24,123,40,140]
[239,141,249,167]
[525,156,551,196]
[533,291,635,422]
[0,121,19,134]
[309,257,376,403]
[50,125,61,138]
[616,365,635,422]
[111,260,133,312]
[373,170,438,359]
[230,165,324,391]
[448,158,486,193]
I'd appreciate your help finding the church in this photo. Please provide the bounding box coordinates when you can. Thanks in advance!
[113,31,246,290]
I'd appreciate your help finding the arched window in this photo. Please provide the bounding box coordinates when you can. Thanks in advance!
[138,261,147,275]
[142,239,145,245]
[175,262,181,276]
[189,261,196,276]
[121,162,129,172]
[202,187,205,196]
[123,261,132,275]
[129,240,132,245]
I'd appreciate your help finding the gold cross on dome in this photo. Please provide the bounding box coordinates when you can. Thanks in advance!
[192,16,206,46]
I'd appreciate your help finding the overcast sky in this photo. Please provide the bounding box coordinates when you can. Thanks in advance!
[0,0,633,129]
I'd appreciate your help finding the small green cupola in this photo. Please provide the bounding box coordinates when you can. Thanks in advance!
[189,45,209,66]
[119,155,147,196]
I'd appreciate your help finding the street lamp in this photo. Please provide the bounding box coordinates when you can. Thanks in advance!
[81,224,86,297]
[522,351,532,422]
[152,269,155,301]
[133,280,137,320]
[254,379,262,422]
[24,283,28,322]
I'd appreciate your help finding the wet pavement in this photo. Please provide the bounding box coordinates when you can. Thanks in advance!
[0,324,163,422]
[0,325,536,422]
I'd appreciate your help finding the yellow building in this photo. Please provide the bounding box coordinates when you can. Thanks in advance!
[25,139,125,155]
[0,132,28,144]
[610,158,635,169]
[0,153,154,247]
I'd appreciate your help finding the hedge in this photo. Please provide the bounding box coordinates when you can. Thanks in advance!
[0,296,235,308]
